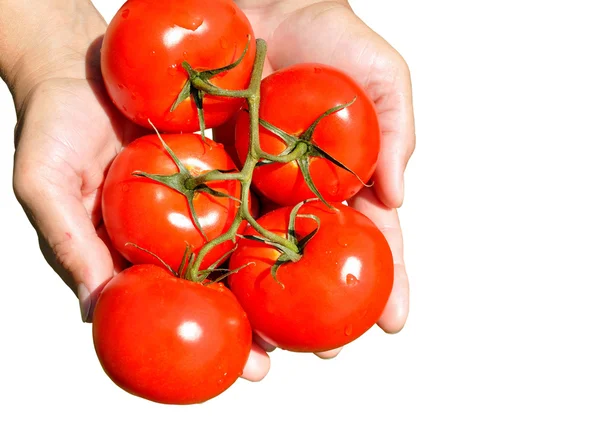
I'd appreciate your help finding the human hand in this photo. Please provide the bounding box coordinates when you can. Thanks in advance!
[228,0,415,357]
[2,0,269,381]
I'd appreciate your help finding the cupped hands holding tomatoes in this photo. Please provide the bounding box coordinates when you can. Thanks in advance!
[4,0,414,406]
[88,0,414,405]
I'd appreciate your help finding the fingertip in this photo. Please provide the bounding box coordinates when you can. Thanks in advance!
[378,308,408,334]
[377,267,410,334]
[315,347,343,360]
[374,173,404,209]
[241,343,271,382]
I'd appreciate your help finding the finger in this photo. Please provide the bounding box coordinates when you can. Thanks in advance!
[349,187,409,333]
[241,342,270,382]
[315,347,343,359]
[266,4,415,208]
[13,164,115,322]
[372,55,415,209]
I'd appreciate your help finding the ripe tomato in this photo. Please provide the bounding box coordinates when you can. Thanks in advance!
[235,64,380,206]
[102,133,241,273]
[93,264,252,404]
[101,0,256,132]
[227,202,393,352]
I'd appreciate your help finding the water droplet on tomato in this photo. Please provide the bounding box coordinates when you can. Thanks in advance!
[150,50,156,56]
[177,15,204,31]
[121,184,130,193]
[122,105,128,112]
[182,51,189,58]
[191,17,204,28]
[344,325,353,336]
[131,93,137,101]
[121,9,130,19]
[217,379,223,385]
[346,273,358,286]
[220,38,229,49]
[118,84,124,90]
[168,64,178,76]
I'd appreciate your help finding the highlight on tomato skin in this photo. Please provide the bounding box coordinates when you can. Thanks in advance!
[235,63,380,206]
[101,0,257,132]
[227,202,394,353]
[102,133,242,273]
[92,264,252,405]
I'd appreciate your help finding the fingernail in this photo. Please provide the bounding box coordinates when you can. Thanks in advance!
[77,283,92,323]
[394,176,405,208]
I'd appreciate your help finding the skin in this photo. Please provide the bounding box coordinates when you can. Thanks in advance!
[1,0,414,376]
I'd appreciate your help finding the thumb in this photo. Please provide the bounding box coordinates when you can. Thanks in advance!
[14,167,114,322]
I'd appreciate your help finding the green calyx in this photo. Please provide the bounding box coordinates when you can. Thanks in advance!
[238,199,320,287]
[257,97,371,209]
[126,241,249,286]
[126,39,352,287]
[133,122,239,242]
[171,35,252,139]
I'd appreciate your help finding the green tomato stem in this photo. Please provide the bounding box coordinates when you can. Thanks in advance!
[259,141,308,163]
[186,39,300,281]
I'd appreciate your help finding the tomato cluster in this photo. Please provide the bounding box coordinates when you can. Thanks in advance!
[94,0,394,405]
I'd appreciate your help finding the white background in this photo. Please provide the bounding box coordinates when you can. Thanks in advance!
[1,0,599,436]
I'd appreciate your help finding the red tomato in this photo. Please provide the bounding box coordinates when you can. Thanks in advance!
[235,64,380,206]
[93,265,252,404]
[228,202,393,352]
[102,133,241,273]
[101,0,256,132]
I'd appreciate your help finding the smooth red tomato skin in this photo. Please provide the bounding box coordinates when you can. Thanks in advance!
[228,203,393,352]
[101,0,256,132]
[102,134,240,272]
[93,265,252,404]
[235,64,380,206]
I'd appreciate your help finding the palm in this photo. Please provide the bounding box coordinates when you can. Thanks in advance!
[14,76,138,293]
